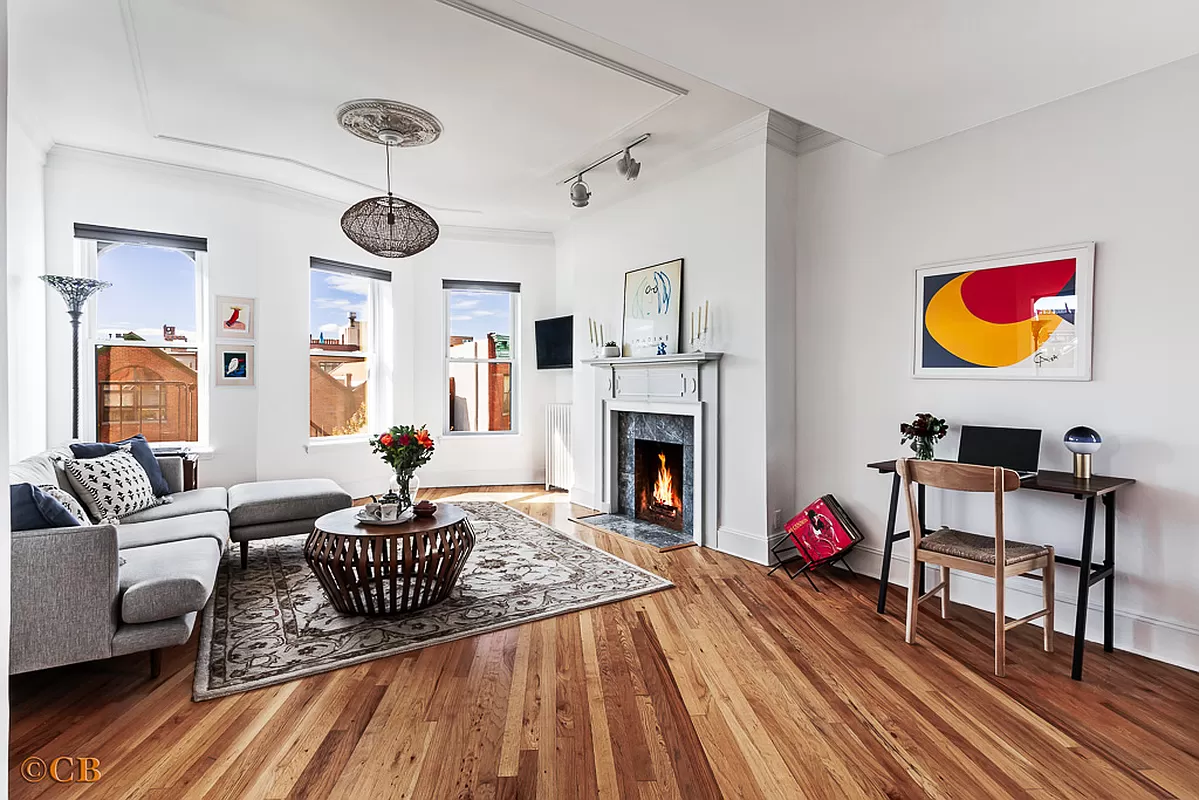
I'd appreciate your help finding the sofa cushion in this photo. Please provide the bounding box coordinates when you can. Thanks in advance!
[122,487,228,524]
[9,483,81,530]
[62,448,166,521]
[119,538,220,624]
[9,443,75,491]
[118,510,229,551]
[71,434,172,497]
[37,485,90,526]
[228,479,350,528]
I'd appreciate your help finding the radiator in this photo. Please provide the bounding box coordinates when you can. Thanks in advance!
[545,403,573,491]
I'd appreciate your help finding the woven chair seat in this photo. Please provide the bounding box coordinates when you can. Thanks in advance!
[919,527,1050,566]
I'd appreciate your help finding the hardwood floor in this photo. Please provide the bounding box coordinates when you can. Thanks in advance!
[10,485,1199,799]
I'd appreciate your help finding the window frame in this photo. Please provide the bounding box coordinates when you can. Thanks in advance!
[442,283,520,437]
[307,259,392,443]
[80,236,210,448]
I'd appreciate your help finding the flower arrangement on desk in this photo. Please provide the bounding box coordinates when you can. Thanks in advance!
[369,424,435,511]
[899,413,948,461]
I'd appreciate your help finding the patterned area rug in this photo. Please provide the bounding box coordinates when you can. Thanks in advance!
[193,501,671,700]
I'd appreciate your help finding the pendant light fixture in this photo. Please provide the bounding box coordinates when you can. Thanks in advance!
[337,99,442,258]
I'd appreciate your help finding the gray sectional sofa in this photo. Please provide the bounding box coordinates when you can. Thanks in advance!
[9,445,350,677]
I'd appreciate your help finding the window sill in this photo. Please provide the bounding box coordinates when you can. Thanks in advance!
[441,431,521,438]
[305,436,370,453]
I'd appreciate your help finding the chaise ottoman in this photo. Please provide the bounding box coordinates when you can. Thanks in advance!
[228,479,352,567]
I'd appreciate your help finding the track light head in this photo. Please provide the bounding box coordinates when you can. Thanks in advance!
[616,148,641,181]
[569,177,591,208]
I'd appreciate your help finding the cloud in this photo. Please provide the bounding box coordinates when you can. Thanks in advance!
[472,309,499,317]
[313,297,366,313]
[449,314,473,322]
[451,298,480,310]
[318,323,341,334]
[324,274,369,295]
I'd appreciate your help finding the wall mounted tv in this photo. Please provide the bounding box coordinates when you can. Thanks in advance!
[534,315,573,370]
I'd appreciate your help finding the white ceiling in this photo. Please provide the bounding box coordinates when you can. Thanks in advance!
[512,0,1199,154]
[9,0,766,229]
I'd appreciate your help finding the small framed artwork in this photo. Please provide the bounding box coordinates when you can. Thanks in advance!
[215,344,255,387]
[215,296,255,340]
[622,258,683,357]
[914,242,1095,381]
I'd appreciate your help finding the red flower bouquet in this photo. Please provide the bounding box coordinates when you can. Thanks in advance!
[369,424,435,509]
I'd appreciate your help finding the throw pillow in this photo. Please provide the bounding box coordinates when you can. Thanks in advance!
[70,434,171,497]
[38,484,91,525]
[9,483,82,531]
[62,448,165,521]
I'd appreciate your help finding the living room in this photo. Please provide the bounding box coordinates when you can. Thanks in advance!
[5,1,1199,798]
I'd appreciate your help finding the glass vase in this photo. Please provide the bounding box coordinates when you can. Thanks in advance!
[389,470,420,512]
[915,438,936,461]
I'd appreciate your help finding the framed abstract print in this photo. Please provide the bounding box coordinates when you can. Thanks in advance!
[914,243,1094,381]
[622,258,683,357]
[214,344,255,387]
[215,295,255,341]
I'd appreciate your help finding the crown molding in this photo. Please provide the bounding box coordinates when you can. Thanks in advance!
[44,145,555,246]
[431,0,687,97]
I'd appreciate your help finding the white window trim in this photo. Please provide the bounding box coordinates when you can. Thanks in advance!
[308,268,392,443]
[442,287,520,437]
[79,239,210,448]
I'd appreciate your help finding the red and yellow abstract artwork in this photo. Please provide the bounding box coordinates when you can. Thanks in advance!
[915,244,1094,380]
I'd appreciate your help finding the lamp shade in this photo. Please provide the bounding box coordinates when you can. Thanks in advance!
[40,275,111,313]
[1063,426,1102,455]
[340,196,439,258]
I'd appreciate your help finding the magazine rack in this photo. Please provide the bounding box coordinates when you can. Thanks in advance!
[768,494,862,591]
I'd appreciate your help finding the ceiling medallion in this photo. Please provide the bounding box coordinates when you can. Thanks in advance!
[336,99,443,147]
[338,98,442,259]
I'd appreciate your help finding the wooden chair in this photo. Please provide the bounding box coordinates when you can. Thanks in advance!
[897,458,1055,677]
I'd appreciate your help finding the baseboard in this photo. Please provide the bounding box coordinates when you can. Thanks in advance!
[418,468,544,488]
[569,487,597,511]
[850,544,1199,673]
[716,526,770,565]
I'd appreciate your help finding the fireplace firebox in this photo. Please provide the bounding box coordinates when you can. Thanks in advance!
[634,439,685,533]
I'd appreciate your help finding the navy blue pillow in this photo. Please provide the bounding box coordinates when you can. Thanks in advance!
[10,483,82,531]
[69,434,171,496]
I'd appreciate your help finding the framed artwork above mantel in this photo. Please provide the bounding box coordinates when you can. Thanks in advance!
[621,258,683,357]
[913,242,1095,381]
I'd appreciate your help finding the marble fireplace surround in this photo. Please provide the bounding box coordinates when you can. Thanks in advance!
[618,413,694,538]
[587,352,721,547]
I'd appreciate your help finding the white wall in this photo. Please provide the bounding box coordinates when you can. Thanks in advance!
[5,119,45,461]
[558,131,787,560]
[795,55,1199,669]
[1,0,12,768]
[41,148,555,497]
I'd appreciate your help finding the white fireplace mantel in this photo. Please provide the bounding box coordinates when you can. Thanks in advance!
[587,352,721,547]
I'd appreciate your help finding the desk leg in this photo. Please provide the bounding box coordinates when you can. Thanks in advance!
[877,473,901,614]
[917,483,927,596]
[1103,493,1116,653]
[1071,497,1097,681]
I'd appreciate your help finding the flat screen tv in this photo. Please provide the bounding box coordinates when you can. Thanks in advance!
[534,315,573,370]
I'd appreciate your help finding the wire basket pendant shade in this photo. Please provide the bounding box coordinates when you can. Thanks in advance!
[341,124,440,258]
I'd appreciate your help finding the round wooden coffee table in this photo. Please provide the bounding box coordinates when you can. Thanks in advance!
[305,505,476,615]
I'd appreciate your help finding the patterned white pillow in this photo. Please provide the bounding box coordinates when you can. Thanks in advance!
[37,484,91,525]
[62,447,165,521]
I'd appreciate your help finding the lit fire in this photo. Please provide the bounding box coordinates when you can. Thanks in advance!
[653,452,674,510]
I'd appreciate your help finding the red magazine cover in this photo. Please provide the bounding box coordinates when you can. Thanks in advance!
[784,495,861,564]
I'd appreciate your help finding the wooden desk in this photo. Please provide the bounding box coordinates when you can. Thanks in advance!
[867,459,1135,680]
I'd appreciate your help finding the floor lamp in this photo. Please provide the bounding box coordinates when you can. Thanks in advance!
[40,275,111,439]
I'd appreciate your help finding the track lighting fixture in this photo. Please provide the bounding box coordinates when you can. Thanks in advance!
[560,133,650,208]
[616,147,641,181]
[569,176,591,208]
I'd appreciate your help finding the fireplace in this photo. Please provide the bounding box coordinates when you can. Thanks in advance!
[634,440,685,532]
[615,411,694,540]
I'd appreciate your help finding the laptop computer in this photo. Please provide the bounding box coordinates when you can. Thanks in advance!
[957,425,1041,480]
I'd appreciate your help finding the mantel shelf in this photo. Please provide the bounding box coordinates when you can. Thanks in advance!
[583,351,723,367]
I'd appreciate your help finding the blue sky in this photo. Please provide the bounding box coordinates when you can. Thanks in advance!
[96,244,198,339]
[448,290,512,343]
[310,269,369,340]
